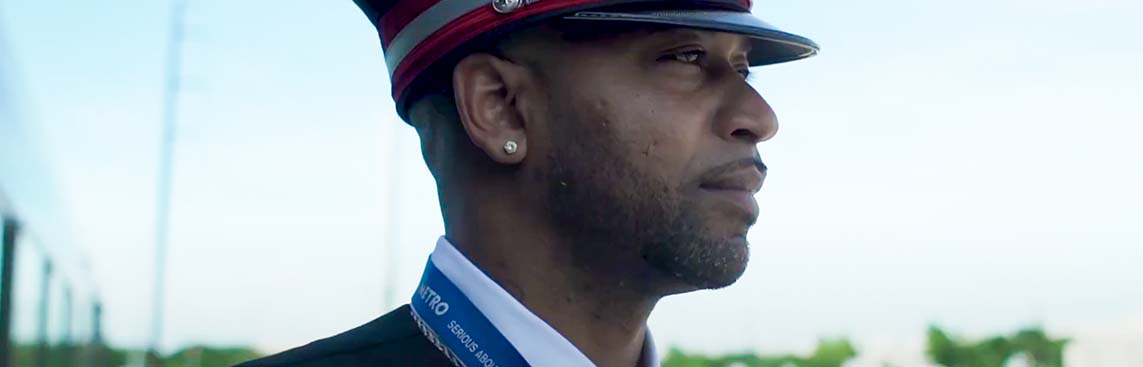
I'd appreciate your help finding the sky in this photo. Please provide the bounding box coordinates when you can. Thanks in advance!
[2,0,1142,365]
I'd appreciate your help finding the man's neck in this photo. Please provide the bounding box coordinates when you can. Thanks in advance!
[446,203,664,367]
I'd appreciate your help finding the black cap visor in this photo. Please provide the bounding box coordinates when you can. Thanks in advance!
[562,9,819,66]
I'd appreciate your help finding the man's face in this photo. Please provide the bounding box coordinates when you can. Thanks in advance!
[520,26,778,291]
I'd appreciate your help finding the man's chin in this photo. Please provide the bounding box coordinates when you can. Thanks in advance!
[644,235,751,294]
[690,240,750,290]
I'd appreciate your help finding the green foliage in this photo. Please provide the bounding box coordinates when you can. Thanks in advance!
[10,342,259,367]
[1011,329,1068,367]
[806,338,858,367]
[10,342,127,367]
[662,338,857,367]
[926,325,1068,367]
[665,326,1070,367]
[161,345,263,367]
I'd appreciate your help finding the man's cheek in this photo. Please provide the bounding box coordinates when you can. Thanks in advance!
[638,142,694,190]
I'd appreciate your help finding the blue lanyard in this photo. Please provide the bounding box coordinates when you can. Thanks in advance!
[411,259,531,367]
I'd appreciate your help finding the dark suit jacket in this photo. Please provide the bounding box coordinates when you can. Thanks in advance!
[236,304,452,366]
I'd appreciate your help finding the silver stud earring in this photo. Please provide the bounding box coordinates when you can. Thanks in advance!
[503,141,518,155]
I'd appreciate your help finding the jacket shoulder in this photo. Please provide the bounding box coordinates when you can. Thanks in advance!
[236,304,450,367]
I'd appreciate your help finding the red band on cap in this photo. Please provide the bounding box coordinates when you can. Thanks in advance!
[381,0,442,44]
[384,0,752,46]
[390,0,606,102]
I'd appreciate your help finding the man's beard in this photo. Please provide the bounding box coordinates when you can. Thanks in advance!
[542,100,749,291]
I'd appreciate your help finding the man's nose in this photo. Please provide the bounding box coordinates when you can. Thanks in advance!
[713,79,779,145]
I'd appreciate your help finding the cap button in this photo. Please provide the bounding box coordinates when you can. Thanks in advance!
[492,0,523,13]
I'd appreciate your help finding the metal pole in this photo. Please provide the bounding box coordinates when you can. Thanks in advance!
[0,218,19,367]
[35,260,51,367]
[151,0,188,364]
[85,302,103,367]
[62,285,72,366]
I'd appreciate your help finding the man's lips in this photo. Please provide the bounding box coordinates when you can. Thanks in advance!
[698,159,766,193]
[699,169,764,193]
[697,159,766,222]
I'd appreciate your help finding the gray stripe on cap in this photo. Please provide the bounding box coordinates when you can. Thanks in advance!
[385,0,491,75]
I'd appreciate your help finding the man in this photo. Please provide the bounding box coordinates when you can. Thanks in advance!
[239,0,816,365]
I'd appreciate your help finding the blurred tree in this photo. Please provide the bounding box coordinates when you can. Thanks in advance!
[161,345,262,367]
[661,338,857,367]
[11,342,127,367]
[804,338,858,367]
[8,343,262,367]
[1011,329,1068,367]
[926,325,1067,367]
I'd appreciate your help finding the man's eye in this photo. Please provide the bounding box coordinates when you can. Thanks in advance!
[664,50,705,64]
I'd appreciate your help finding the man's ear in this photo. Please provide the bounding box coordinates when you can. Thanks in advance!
[452,53,530,165]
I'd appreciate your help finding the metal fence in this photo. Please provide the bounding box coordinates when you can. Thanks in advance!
[0,195,109,367]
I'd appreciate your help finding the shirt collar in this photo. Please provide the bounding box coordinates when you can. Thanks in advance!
[428,236,660,367]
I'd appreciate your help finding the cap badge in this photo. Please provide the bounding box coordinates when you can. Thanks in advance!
[492,0,540,13]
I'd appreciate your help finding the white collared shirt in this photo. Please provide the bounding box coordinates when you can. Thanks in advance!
[428,236,660,367]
